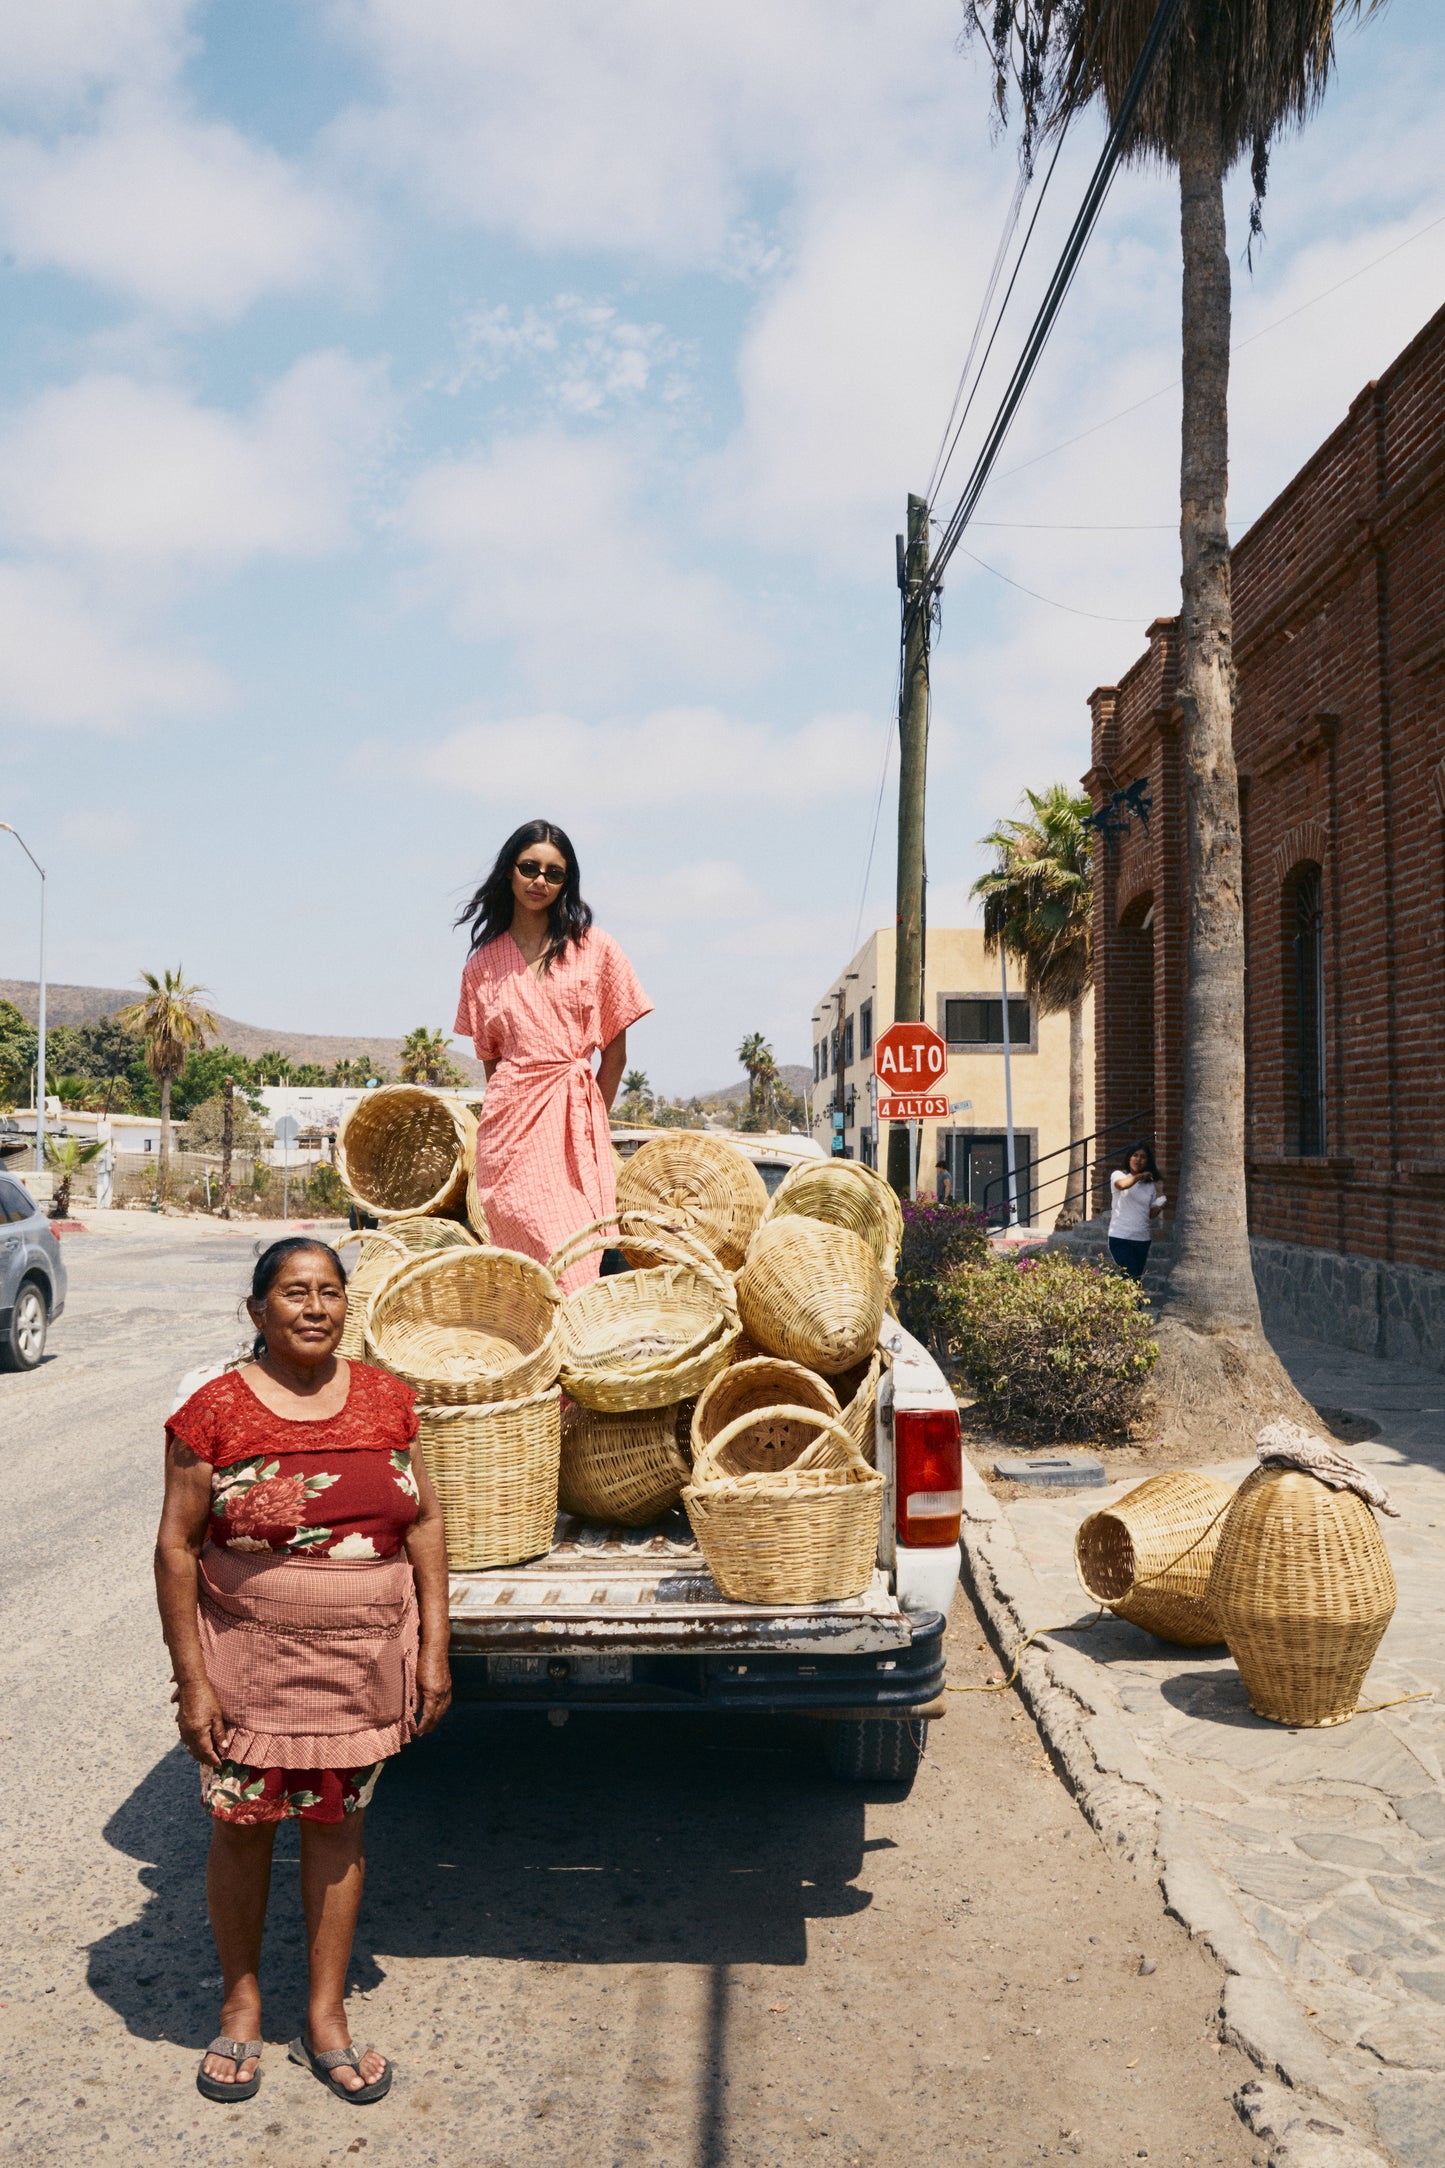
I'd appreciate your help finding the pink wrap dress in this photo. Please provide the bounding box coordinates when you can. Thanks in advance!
[454,928,652,1291]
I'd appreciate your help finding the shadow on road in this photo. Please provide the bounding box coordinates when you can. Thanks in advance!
[88,1710,879,2049]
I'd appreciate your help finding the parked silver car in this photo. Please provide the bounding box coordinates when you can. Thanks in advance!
[0,1171,67,1371]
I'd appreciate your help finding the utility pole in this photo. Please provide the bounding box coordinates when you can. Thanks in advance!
[887,493,931,1200]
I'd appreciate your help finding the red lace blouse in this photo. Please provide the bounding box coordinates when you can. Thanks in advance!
[166,1363,421,1561]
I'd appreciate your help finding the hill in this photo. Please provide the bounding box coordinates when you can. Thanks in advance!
[699,1064,812,1106]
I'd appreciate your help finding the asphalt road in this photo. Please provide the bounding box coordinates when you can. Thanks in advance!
[0,1219,1265,2167]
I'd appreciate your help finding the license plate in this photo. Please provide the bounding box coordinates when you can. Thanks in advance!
[486,1652,633,1686]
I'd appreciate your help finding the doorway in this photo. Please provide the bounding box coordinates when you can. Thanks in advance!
[943,1133,1032,1223]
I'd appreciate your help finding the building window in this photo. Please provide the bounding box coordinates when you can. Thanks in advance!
[943,997,1031,1048]
[842,1015,855,1069]
[859,999,873,1057]
[819,1036,829,1080]
[812,1043,820,1084]
[1288,863,1327,1155]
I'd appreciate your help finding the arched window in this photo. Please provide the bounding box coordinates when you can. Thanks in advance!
[1286,863,1326,1155]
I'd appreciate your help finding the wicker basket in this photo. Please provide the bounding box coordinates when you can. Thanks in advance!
[366,1246,560,1404]
[463,1165,490,1243]
[1207,1465,1398,1726]
[336,1086,477,1222]
[736,1216,887,1376]
[1075,1471,1235,1646]
[548,1214,740,1412]
[763,1160,903,1273]
[692,1404,858,1481]
[690,1357,839,1460]
[335,1217,480,1360]
[684,1418,884,1605]
[615,1132,768,1271]
[415,1388,561,1570]
[558,1399,691,1526]
[836,1348,884,1464]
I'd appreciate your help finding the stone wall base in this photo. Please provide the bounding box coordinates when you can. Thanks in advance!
[1250,1237,1445,1374]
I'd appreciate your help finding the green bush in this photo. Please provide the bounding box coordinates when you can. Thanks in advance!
[894,1199,992,1348]
[940,1253,1158,1441]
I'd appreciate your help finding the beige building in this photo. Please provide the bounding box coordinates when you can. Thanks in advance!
[807,927,1093,1225]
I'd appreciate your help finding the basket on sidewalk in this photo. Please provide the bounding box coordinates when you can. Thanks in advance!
[1074,1471,1235,1646]
[762,1160,903,1273]
[736,1217,887,1376]
[558,1400,692,1527]
[684,1413,883,1604]
[615,1132,768,1271]
[1207,1465,1397,1726]
[690,1356,840,1461]
[548,1214,740,1412]
[336,1086,477,1222]
[415,1388,562,1570]
[335,1216,480,1360]
[365,1246,560,1404]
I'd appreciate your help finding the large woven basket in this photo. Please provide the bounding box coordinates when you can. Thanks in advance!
[463,1164,490,1243]
[684,1418,884,1605]
[736,1217,887,1376]
[558,1400,691,1527]
[835,1348,884,1464]
[415,1389,561,1570]
[1208,1465,1397,1726]
[335,1216,481,1360]
[763,1160,903,1274]
[615,1132,768,1271]
[336,1086,476,1222]
[549,1214,740,1412]
[690,1357,839,1460]
[692,1404,858,1481]
[366,1246,560,1405]
[1075,1471,1235,1646]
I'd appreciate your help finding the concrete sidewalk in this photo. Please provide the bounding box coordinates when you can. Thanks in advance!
[961,1330,1445,2168]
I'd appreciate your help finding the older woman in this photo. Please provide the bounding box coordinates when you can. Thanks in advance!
[154,1237,451,2106]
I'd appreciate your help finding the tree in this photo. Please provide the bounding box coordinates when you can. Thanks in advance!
[399,1027,465,1088]
[0,999,37,1110]
[170,1045,264,1120]
[973,786,1093,1226]
[116,969,219,1189]
[621,1068,653,1106]
[43,1135,103,1217]
[965,0,1384,1443]
[181,1092,266,1155]
[254,1050,294,1085]
[737,1032,779,1127]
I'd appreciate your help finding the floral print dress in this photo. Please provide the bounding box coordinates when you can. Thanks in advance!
[166,1363,421,1825]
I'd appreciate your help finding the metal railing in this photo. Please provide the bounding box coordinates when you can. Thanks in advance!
[980,1109,1154,1229]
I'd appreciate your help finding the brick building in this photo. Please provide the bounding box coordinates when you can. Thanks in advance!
[1086,301,1445,1367]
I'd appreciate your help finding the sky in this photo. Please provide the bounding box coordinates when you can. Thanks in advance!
[1,0,1442,1096]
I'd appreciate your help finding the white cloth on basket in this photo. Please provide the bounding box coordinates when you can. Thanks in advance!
[1255,1418,1397,1516]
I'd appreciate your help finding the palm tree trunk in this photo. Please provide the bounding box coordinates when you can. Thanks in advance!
[1066,992,1085,1221]
[1167,117,1261,1334]
[159,1070,172,1195]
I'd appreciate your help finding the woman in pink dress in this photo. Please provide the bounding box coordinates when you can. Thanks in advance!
[454,820,652,1291]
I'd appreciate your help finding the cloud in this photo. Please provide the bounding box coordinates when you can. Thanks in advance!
[0,0,191,108]
[0,564,227,730]
[0,352,387,565]
[59,809,140,852]
[0,99,365,318]
[395,429,763,699]
[440,295,694,417]
[413,703,882,809]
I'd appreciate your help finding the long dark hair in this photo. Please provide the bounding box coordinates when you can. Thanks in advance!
[248,1237,346,1359]
[1118,1140,1161,1183]
[454,819,592,973]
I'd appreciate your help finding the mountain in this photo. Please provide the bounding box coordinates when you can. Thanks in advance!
[0,980,485,1084]
[697,1064,812,1106]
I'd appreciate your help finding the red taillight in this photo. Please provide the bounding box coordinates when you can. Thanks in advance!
[894,1407,962,1548]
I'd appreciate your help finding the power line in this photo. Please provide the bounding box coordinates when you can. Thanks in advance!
[958,545,1151,624]
[850,644,904,958]
[925,165,1030,505]
[973,518,1174,530]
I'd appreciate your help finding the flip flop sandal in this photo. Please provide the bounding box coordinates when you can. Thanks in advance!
[289,2035,393,2105]
[196,2037,262,2102]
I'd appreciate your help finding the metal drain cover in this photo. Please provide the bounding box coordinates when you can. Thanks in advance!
[993,1451,1106,1489]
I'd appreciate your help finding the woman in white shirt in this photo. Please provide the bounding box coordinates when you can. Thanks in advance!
[1108,1143,1166,1283]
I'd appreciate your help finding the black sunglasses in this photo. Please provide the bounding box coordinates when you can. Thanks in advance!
[516,857,567,885]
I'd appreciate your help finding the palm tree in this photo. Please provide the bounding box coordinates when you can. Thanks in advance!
[44,1134,103,1218]
[400,1027,464,1088]
[255,1050,294,1086]
[737,1032,778,1124]
[621,1068,653,1106]
[116,969,219,1188]
[966,0,1384,1435]
[973,786,1093,1225]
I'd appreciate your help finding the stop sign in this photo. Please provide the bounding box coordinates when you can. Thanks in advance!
[873,1021,948,1091]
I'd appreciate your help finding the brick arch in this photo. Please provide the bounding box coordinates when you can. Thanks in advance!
[1271,819,1330,887]
[1117,886,1153,929]
[1431,757,1445,817]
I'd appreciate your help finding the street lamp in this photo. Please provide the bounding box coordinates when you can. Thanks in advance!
[0,823,46,1175]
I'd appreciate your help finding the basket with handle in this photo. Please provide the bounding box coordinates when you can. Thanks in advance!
[691,1403,858,1482]
[336,1086,477,1222]
[415,1388,561,1570]
[762,1159,903,1274]
[684,1412,884,1605]
[463,1164,490,1243]
[690,1357,839,1461]
[558,1400,692,1527]
[615,1132,768,1271]
[1207,1465,1397,1726]
[835,1348,884,1464]
[1075,1471,1235,1646]
[365,1246,561,1405]
[335,1216,481,1360]
[548,1213,740,1413]
[736,1216,887,1376]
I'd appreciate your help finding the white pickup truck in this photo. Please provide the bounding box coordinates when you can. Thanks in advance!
[447,1317,963,1793]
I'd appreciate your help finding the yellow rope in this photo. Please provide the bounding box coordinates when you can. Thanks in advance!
[1353,1689,1435,1716]
[948,1608,1106,1694]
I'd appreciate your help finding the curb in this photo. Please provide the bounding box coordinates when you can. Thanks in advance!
[956,1451,1393,2168]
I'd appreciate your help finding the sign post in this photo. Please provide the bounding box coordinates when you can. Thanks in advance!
[274,1113,300,1224]
[873,1022,949,1201]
